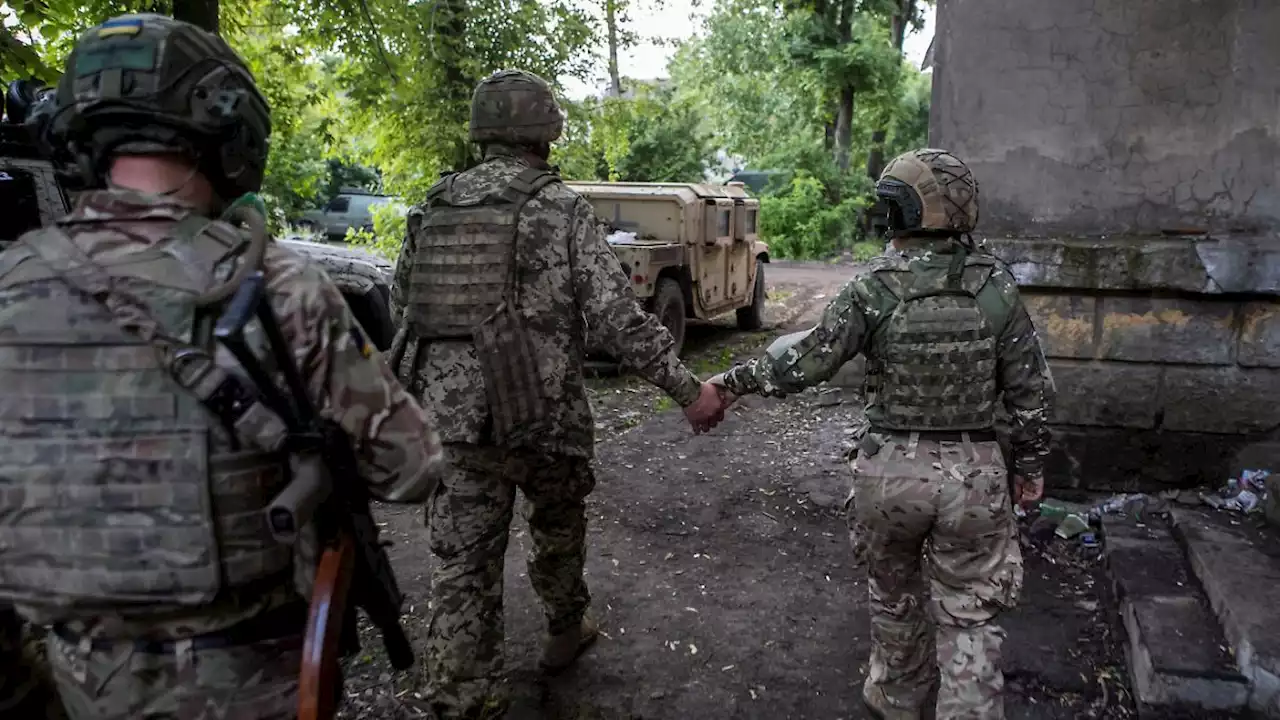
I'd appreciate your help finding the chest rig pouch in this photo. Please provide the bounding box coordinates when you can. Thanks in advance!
[865,247,1000,432]
[0,209,292,621]
[412,166,561,448]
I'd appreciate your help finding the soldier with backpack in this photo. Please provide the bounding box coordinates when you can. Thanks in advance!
[691,149,1054,720]
[0,14,443,719]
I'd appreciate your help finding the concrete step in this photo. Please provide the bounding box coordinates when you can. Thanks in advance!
[1172,508,1280,717]
[1101,514,1251,714]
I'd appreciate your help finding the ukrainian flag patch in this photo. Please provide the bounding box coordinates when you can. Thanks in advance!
[97,18,144,37]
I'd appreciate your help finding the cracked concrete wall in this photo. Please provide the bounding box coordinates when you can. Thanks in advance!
[932,0,1280,236]
[925,0,1280,492]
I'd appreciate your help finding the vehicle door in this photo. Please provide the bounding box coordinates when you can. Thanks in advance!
[323,195,352,239]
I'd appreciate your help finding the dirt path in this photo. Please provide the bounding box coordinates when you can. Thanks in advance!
[338,260,1136,720]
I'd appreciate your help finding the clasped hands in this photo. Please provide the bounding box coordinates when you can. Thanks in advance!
[684,373,737,434]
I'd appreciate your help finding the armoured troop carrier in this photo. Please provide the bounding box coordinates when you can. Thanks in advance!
[568,181,771,355]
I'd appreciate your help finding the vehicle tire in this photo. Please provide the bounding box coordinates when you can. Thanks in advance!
[736,259,766,331]
[649,277,687,356]
[343,286,396,352]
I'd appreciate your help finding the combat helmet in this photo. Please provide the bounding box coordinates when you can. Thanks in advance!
[29,13,271,202]
[875,148,979,236]
[469,69,564,146]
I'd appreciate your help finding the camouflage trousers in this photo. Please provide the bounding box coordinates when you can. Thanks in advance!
[424,443,595,719]
[43,618,304,719]
[847,432,1023,720]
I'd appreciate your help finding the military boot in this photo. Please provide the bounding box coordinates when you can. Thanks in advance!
[539,616,599,674]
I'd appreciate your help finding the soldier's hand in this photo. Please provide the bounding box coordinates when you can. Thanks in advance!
[706,373,738,410]
[684,382,727,434]
[1013,474,1044,511]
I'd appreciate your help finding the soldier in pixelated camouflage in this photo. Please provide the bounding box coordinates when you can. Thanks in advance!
[0,13,443,719]
[693,148,1054,720]
[390,69,723,719]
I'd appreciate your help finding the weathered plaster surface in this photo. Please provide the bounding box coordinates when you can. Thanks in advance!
[933,0,1280,236]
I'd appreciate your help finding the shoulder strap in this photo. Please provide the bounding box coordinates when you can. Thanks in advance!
[425,174,456,207]
[902,246,978,303]
[502,167,560,203]
[500,167,561,307]
[22,227,289,454]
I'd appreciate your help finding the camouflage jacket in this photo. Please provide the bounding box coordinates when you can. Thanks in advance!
[391,145,700,457]
[721,239,1054,480]
[10,189,444,638]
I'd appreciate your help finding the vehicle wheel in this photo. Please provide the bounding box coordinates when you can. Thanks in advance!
[343,286,396,352]
[736,259,766,331]
[649,277,687,356]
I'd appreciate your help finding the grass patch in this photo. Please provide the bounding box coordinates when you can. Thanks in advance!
[768,288,795,304]
[653,396,675,412]
[691,347,737,376]
[852,240,884,262]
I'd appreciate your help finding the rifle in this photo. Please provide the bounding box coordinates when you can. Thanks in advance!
[213,271,414,720]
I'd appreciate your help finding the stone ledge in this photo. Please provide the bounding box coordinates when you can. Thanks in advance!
[1171,508,1280,716]
[1124,597,1252,710]
[982,236,1280,295]
[1103,515,1250,711]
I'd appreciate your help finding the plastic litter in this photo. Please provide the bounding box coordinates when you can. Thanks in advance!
[1055,514,1090,539]
[1080,532,1100,548]
[1037,500,1091,522]
[1203,469,1270,514]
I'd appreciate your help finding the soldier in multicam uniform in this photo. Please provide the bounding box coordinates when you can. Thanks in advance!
[0,14,443,719]
[695,149,1053,720]
[389,69,723,719]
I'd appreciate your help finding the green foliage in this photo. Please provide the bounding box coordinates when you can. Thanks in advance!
[7,0,928,262]
[612,83,712,183]
[759,171,872,259]
[883,67,931,159]
[346,200,406,262]
[552,81,714,184]
[667,0,930,259]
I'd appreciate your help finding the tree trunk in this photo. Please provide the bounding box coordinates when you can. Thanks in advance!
[605,0,622,97]
[172,0,219,34]
[832,0,854,171]
[834,85,853,171]
[864,0,915,180]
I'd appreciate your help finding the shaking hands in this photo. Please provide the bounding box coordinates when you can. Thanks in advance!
[684,373,738,434]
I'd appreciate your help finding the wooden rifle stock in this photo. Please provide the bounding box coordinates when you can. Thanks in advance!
[299,529,356,720]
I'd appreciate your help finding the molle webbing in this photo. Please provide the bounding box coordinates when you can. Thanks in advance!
[868,249,999,432]
[406,166,559,339]
[0,219,290,617]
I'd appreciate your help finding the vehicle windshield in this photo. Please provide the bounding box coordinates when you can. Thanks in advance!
[0,166,43,244]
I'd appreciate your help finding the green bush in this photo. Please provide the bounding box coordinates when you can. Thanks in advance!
[758,171,873,260]
[346,202,407,262]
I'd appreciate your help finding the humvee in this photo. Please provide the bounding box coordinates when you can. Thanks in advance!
[0,81,397,351]
[568,181,770,354]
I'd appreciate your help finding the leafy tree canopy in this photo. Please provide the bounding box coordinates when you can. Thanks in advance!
[3,0,931,258]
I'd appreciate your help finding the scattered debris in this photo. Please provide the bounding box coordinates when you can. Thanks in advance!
[1176,469,1271,515]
